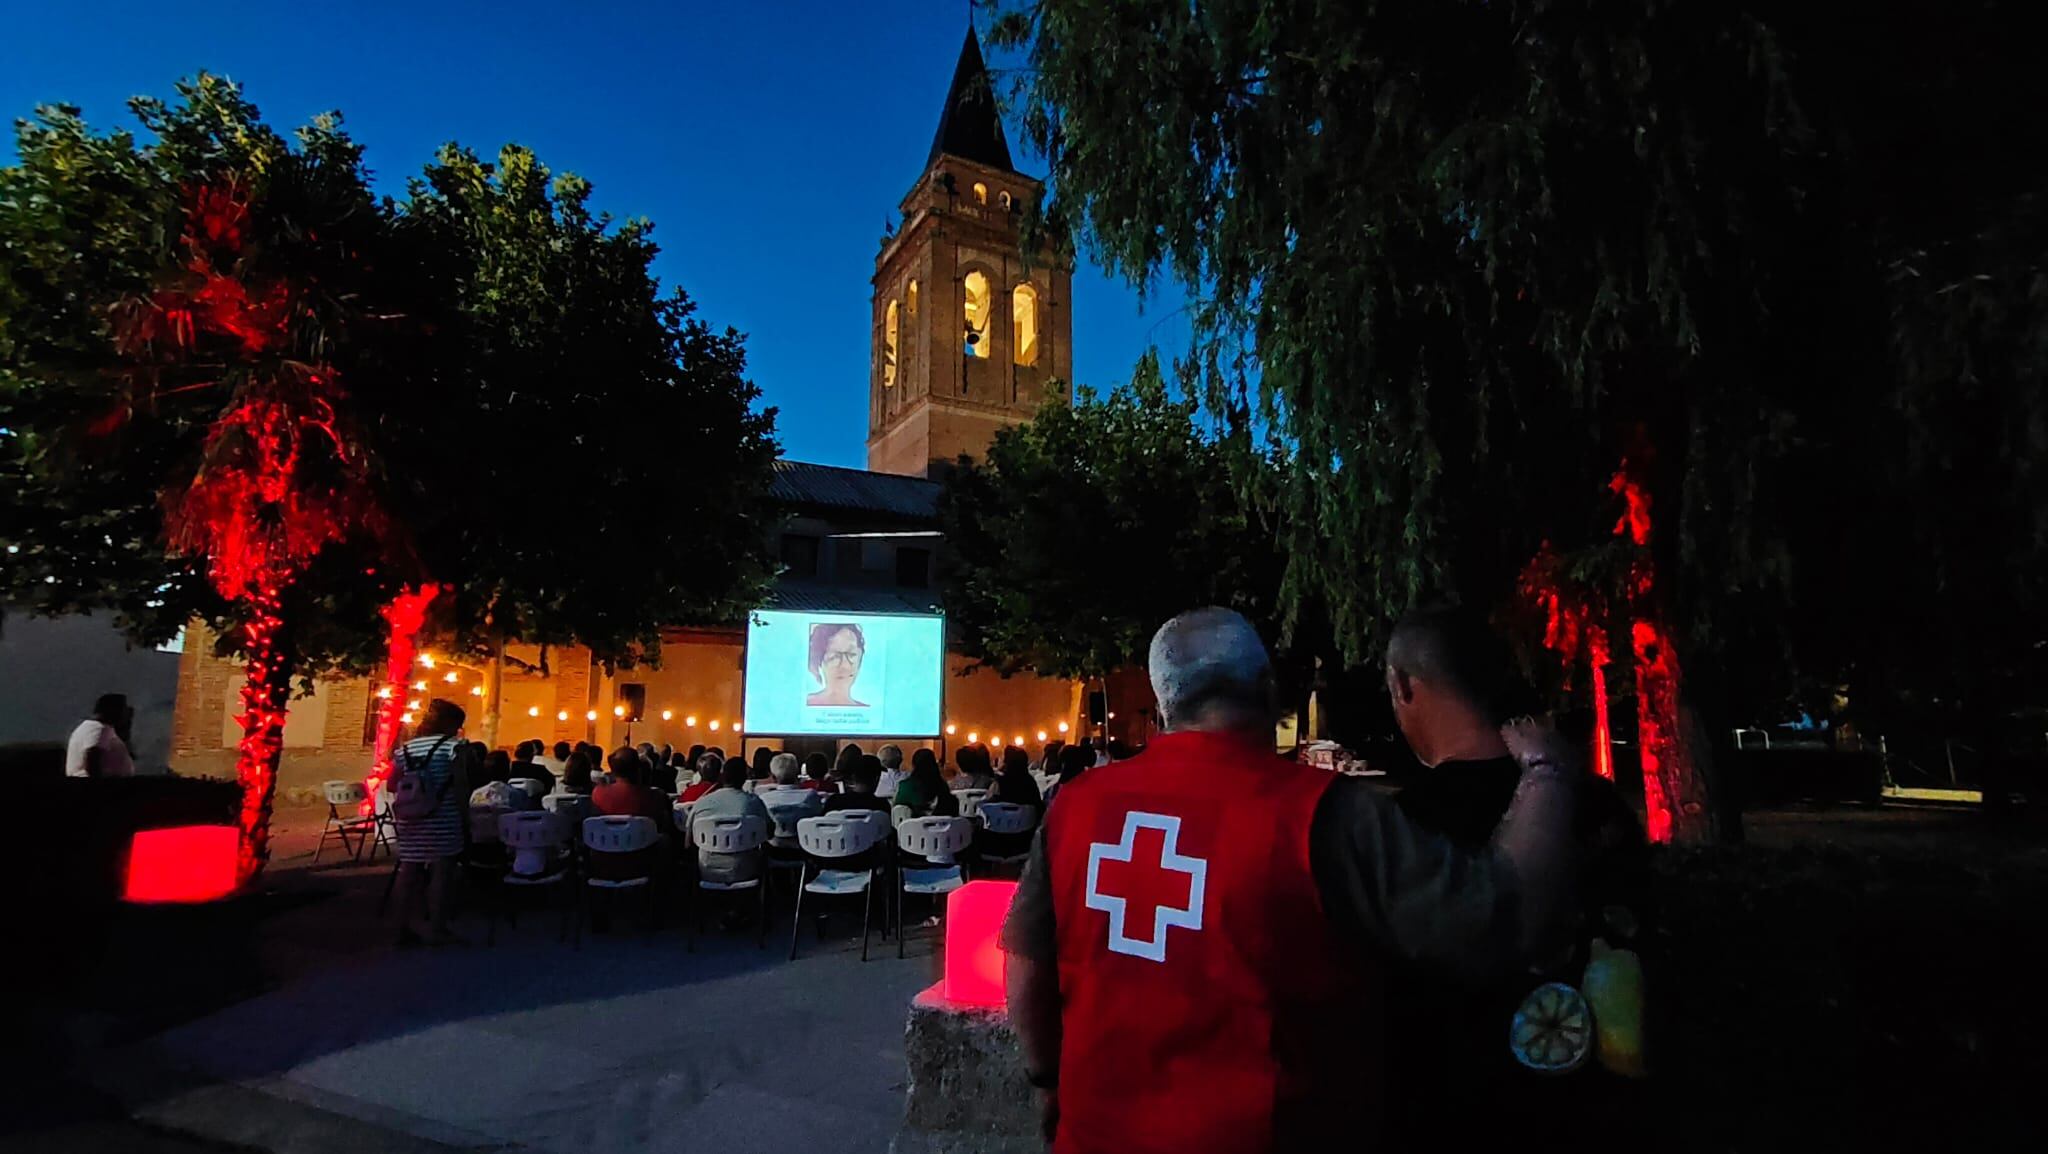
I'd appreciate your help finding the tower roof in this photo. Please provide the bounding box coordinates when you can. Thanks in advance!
[926,28,1015,174]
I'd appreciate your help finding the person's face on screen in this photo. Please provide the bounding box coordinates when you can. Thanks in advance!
[818,628,864,700]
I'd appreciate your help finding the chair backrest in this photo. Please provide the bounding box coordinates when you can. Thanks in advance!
[581,814,658,854]
[469,807,506,843]
[543,793,591,823]
[323,779,366,807]
[891,804,916,830]
[692,814,767,854]
[672,800,696,828]
[765,807,805,844]
[509,777,547,798]
[978,801,1038,835]
[796,814,885,859]
[952,788,989,818]
[499,809,565,848]
[898,816,975,861]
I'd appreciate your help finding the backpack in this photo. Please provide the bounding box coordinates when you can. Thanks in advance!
[390,736,456,822]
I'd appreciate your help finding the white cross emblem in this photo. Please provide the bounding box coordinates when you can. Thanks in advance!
[1084,811,1208,963]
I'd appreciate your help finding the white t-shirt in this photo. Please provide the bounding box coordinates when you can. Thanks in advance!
[535,755,566,774]
[876,767,905,801]
[65,718,135,778]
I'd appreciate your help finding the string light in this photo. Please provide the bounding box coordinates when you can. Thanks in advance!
[946,723,958,735]
[419,655,435,669]
[613,704,626,718]
[557,710,569,722]
[1058,721,1070,734]
[967,731,979,744]
[685,715,698,727]
[734,720,743,733]
[376,687,393,700]
[443,671,458,683]
[661,710,673,721]
[585,709,598,721]
[527,706,541,717]
[412,680,426,691]
[709,720,721,732]
[401,712,416,725]
[406,700,421,711]
[469,685,483,697]
[1037,730,1048,742]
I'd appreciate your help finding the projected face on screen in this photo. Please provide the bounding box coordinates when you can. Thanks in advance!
[807,623,869,708]
[744,610,943,737]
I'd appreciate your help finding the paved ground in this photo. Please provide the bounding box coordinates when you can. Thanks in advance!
[20,811,947,1154]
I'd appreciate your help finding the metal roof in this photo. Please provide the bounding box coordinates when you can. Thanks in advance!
[770,459,941,524]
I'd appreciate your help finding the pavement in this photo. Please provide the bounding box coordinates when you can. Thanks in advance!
[19,812,947,1154]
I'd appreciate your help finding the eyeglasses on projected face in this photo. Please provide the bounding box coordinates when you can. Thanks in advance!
[822,647,865,668]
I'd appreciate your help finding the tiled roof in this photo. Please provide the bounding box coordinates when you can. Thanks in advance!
[767,580,943,616]
[770,459,941,523]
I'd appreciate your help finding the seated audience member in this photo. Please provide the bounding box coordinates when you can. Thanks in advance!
[749,746,776,786]
[593,748,673,832]
[824,755,893,814]
[768,751,804,786]
[986,744,1044,810]
[955,743,997,791]
[679,753,721,803]
[832,743,864,785]
[512,741,557,797]
[874,743,905,800]
[689,756,774,884]
[894,748,961,818]
[1044,742,1093,806]
[802,751,836,792]
[471,748,539,811]
[1037,740,1065,774]
[539,741,570,774]
[686,744,707,772]
[560,749,597,795]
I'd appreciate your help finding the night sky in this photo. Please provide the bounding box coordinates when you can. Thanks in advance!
[0,0,1186,467]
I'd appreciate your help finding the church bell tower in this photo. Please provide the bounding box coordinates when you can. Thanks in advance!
[866,29,1073,478]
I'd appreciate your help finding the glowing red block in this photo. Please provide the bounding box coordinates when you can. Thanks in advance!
[944,880,1018,1008]
[124,825,240,903]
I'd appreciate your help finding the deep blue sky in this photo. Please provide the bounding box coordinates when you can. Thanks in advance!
[0,0,1187,468]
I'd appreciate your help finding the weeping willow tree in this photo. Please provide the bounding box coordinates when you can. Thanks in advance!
[988,0,2048,840]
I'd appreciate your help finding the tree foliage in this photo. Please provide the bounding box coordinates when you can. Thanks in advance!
[940,353,1293,680]
[1,77,780,679]
[988,0,2048,731]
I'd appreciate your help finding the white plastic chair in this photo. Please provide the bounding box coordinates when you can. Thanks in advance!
[509,776,547,799]
[891,803,916,829]
[976,801,1040,871]
[581,815,660,937]
[543,792,591,827]
[789,815,888,961]
[314,780,379,864]
[492,810,574,945]
[952,788,989,819]
[689,814,769,950]
[895,816,975,959]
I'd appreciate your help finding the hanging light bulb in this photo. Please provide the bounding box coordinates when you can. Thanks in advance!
[967,731,979,744]
[557,710,570,722]
[376,686,393,700]
[527,706,541,718]
[1058,721,1070,734]
[1037,730,1049,742]
[443,671,458,683]
[661,709,674,721]
[418,654,435,669]
[709,720,721,732]
[412,680,427,691]
[470,685,484,697]
[685,715,698,727]
[613,704,626,718]
[733,720,743,733]
[400,712,416,725]
[585,709,598,721]
[946,723,958,736]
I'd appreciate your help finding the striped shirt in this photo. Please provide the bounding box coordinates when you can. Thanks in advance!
[393,735,465,862]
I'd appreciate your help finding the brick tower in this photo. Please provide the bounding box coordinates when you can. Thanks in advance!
[866,29,1073,478]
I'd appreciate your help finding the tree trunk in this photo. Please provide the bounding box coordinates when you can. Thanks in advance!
[371,584,440,793]
[479,636,506,747]
[231,592,292,887]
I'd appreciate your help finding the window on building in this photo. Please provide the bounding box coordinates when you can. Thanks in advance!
[999,190,1013,210]
[896,546,933,589]
[883,299,899,388]
[1013,283,1039,367]
[972,181,988,205]
[779,533,821,578]
[907,278,919,318]
[963,270,991,359]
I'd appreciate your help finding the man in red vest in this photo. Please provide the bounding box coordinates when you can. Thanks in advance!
[1002,608,1585,1153]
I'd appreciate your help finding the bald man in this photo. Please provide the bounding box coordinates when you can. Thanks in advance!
[1002,608,1586,1153]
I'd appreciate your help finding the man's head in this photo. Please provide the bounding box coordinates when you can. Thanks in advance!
[514,740,536,762]
[1002,745,1030,775]
[718,755,749,789]
[1384,605,1520,767]
[876,743,904,771]
[804,752,831,781]
[91,693,130,724]
[851,754,884,795]
[553,741,571,761]
[608,746,643,784]
[694,752,723,782]
[420,699,466,737]
[636,742,657,766]
[1148,608,1278,737]
[770,751,801,784]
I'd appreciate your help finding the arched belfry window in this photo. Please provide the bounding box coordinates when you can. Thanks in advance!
[963,271,991,359]
[972,181,988,206]
[907,279,920,318]
[883,299,900,387]
[1013,283,1040,367]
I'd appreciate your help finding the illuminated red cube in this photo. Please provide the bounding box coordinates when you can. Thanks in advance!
[944,879,1018,1008]
[124,825,239,903]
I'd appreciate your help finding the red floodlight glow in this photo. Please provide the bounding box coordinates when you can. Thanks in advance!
[943,880,1018,1008]
[125,825,239,903]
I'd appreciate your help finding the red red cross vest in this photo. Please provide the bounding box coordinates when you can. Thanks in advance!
[1045,730,1379,1154]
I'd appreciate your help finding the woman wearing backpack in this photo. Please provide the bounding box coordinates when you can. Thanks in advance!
[390,699,471,947]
